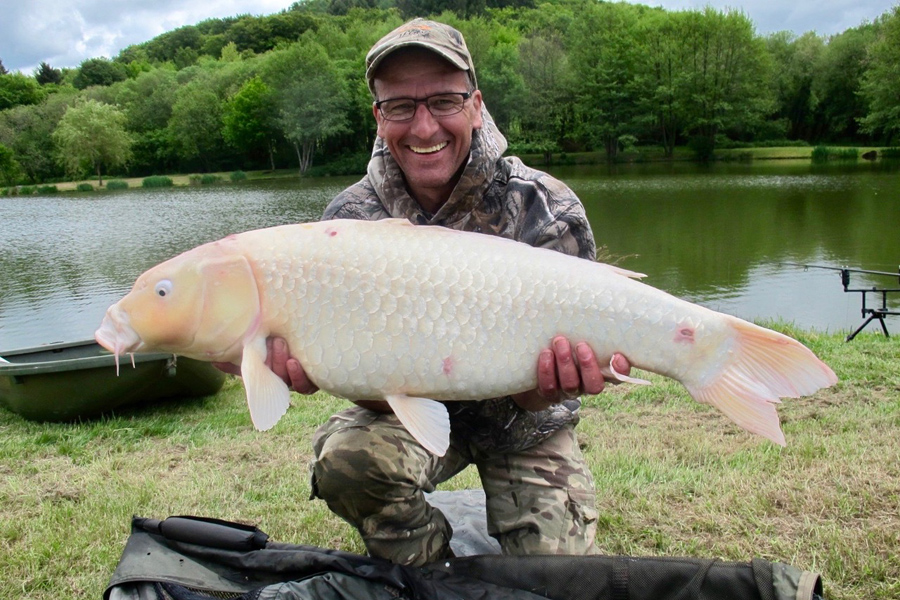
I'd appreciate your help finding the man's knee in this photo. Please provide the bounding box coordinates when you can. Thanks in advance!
[311,414,433,514]
[314,425,395,505]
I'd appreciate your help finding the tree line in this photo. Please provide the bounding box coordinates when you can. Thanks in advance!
[1,0,899,186]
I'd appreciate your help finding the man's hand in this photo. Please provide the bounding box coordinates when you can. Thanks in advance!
[512,336,631,412]
[212,337,319,395]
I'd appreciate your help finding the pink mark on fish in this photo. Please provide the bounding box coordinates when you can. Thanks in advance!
[324,227,338,237]
[442,356,454,376]
[674,325,695,344]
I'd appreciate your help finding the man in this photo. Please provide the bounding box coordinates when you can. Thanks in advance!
[263,19,630,566]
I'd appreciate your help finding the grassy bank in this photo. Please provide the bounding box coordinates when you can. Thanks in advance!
[0,326,897,599]
[3,145,891,195]
[520,145,889,165]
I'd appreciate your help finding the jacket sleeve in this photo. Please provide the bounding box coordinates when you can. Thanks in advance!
[505,165,597,261]
[321,177,391,222]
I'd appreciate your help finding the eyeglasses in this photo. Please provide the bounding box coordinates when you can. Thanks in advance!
[375,92,472,122]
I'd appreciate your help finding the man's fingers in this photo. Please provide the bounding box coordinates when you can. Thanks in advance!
[553,336,581,396]
[576,342,605,395]
[268,337,290,381]
[287,358,318,395]
[536,348,558,398]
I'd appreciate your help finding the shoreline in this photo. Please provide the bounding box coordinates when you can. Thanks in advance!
[2,145,890,195]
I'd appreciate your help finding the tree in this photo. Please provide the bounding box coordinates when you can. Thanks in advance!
[35,62,62,85]
[116,68,178,133]
[52,99,133,185]
[145,25,203,63]
[0,72,45,110]
[570,2,646,159]
[73,58,127,89]
[167,83,226,171]
[395,0,467,20]
[174,47,200,70]
[448,15,524,134]
[225,14,316,54]
[514,31,574,157]
[326,0,376,15]
[0,91,74,183]
[636,9,690,157]
[0,143,23,186]
[812,25,876,143]
[219,42,242,62]
[676,8,774,158]
[766,31,824,141]
[859,7,900,142]
[115,68,180,174]
[0,59,7,75]
[223,76,279,170]
[266,41,350,173]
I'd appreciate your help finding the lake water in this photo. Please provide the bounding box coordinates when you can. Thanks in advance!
[1,160,899,350]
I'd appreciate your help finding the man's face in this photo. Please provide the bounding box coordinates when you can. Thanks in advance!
[372,49,483,210]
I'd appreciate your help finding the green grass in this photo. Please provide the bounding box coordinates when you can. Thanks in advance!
[0,328,897,599]
[141,175,173,188]
[716,146,815,160]
[811,146,860,163]
[105,180,129,190]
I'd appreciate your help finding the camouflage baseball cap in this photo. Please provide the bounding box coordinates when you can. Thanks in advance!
[365,19,477,96]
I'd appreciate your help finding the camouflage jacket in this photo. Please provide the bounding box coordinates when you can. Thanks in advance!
[321,108,596,453]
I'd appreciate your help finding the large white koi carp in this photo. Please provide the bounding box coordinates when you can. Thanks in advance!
[96,219,837,455]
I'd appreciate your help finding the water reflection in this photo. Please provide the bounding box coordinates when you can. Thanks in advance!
[0,163,898,349]
[559,160,900,332]
[0,178,354,348]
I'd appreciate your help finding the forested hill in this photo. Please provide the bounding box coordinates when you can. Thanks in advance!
[1,0,899,185]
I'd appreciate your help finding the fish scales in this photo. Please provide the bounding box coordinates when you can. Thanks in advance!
[96,218,838,456]
[250,221,608,401]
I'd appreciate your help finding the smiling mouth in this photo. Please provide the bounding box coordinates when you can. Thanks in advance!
[409,142,448,154]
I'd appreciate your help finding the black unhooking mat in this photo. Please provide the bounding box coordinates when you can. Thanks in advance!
[106,495,823,600]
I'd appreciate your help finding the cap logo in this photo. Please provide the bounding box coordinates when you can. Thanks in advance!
[397,23,433,35]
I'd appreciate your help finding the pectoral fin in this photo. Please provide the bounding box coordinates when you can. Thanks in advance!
[241,336,291,431]
[385,393,451,457]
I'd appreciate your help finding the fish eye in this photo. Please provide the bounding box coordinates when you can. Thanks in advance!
[155,280,173,298]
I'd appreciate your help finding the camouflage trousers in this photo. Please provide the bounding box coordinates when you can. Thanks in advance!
[310,406,599,567]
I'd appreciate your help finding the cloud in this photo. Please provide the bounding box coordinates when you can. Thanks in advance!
[630,0,895,35]
[0,0,291,74]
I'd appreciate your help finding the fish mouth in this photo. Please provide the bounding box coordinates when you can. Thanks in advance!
[95,306,143,373]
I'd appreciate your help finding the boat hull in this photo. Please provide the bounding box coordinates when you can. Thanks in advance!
[0,340,226,421]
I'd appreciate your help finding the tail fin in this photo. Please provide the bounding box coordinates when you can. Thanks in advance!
[684,319,837,446]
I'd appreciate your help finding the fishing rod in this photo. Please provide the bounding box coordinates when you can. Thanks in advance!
[783,262,900,341]
[784,262,900,281]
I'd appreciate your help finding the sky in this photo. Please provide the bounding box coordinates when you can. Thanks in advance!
[1,0,897,74]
